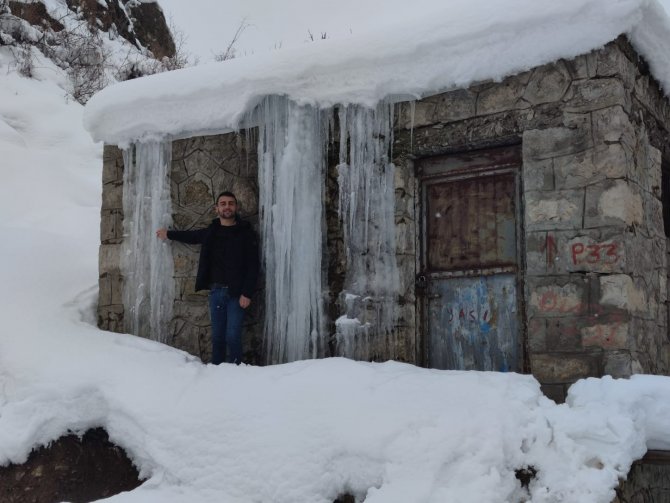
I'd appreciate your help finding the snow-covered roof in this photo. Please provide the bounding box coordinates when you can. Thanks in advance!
[84,0,670,145]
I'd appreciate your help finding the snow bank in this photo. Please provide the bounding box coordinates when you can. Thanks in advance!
[84,0,670,145]
[2,339,669,503]
[568,375,670,450]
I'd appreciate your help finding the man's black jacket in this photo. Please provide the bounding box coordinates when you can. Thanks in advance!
[167,218,259,297]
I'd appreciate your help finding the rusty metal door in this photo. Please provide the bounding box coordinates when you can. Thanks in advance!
[417,146,523,372]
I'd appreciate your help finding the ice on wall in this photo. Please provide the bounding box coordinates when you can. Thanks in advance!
[121,141,174,343]
[256,99,400,363]
[335,104,399,360]
[256,96,328,363]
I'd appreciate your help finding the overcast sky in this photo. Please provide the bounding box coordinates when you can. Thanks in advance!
[158,0,670,63]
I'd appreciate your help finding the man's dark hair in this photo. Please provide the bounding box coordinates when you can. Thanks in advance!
[216,191,237,204]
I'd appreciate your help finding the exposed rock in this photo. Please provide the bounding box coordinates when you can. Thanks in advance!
[63,0,175,59]
[0,428,142,503]
[7,1,64,32]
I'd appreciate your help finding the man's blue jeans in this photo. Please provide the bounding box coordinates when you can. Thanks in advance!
[208,286,245,364]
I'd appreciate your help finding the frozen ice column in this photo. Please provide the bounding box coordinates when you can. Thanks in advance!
[336,103,399,359]
[121,141,175,343]
[257,96,328,363]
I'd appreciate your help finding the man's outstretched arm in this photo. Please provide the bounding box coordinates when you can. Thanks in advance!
[156,228,207,244]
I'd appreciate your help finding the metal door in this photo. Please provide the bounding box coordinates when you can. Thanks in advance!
[418,146,523,372]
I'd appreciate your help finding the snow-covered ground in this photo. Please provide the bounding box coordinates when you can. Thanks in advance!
[2,1,670,502]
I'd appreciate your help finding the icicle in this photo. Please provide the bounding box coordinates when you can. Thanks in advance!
[335,103,400,360]
[257,96,328,364]
[121,140,174,343]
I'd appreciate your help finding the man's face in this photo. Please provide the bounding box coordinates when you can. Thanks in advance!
[215,196,237,220]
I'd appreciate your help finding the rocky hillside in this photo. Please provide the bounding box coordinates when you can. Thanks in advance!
[0,0,178,103]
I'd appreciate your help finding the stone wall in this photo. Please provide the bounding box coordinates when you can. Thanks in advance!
[393,36,670,400]
[169,133,261,363]
[98,134,262,364]
[98,145,124,333]
[616,452,670,503]
[99,37,670,386]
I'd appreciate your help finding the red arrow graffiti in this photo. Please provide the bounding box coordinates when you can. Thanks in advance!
[539,233,557,266]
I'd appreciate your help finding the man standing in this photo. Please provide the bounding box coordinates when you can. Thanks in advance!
[156,191,259,365]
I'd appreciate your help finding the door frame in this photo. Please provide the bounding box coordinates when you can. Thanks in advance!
[415,144,527,371]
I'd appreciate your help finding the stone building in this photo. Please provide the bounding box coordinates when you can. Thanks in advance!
[89,3,670,402]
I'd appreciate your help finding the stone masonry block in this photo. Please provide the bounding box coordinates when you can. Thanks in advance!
[229,177,259,218]
[595,43,636,89]
[525,189,584,231]
[602,350,634,377]
[592,106,635,148]
[172,137,200,162]
[98,275,111,306]
[100,209,123,244]
[173,250,199,277]
[527,316,547,352]
[581,322,629,350]
[98,304,124,333]
[396,254,416,294]
[646,144,662,198]
[553,149,596,190]
[526,227,629,276]
[394,218,413,256]
[564,53,597,80]
[110,273,123,305]
[183,149,224,179]
[171,159,189,185]
[177,172,214,208]
[172,207,214,231]
[433,89,477,124]
[564,233,625,274]
[563,78,629,113]
[530,353,600,383]
[528,278,589,318]
[553,144,630,190]
[600,274,649,316]
[396,100,437,130]
[525,232,553,276]
[584,180,643,228]
[171,320,206,360]
[660,273,668,305]
[526,228,626,276]
[174,276,200,300]
[523,61,571,106]
[643,196,665,239]
[596,143,631,179]
[99,244,122,274]
[522,158,554,191]
[394,187,413,219]
[100,210,115,244]
[101,182,123,211]
[545,317,583,351]
[476,73,531,115]
[173,300,210,327]
[102,144,124,184]
[523,124,593,161]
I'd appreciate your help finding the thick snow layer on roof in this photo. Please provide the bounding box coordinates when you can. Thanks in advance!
[84,0,670,145]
